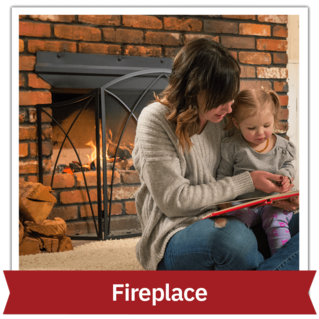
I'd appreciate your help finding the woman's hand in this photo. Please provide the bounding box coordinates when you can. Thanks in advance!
[272,195,299,211]
[250,171,294,194]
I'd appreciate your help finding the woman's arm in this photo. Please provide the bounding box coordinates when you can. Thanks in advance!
[141,158,253,218]
[250,171,294,194]
[134,106,255,218]
[216,137,235,181]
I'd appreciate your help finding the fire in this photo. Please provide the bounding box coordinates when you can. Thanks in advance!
[86,141,98,165]
[86,129,112,166]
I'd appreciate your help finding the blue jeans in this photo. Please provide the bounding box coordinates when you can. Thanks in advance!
[157,213,299,270]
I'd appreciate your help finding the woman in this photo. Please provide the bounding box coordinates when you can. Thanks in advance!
[132,38,299,271]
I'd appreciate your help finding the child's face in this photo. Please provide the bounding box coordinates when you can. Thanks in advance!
[234,111,274,147]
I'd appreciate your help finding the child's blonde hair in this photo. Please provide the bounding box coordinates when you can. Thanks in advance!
[224,88,281,130]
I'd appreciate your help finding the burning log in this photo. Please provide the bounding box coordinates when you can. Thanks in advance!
[56,164,68,173]
[108,143,132,159]
[114,158,134,170]
[69,162,90,172]
[62,167,73,175]
[107,157,120,163]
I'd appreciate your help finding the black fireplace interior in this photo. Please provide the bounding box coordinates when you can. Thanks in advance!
[35,52,172,240]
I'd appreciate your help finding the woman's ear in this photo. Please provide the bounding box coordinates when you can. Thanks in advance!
[232,118,239,129]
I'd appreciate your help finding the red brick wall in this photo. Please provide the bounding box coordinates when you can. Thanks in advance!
[19,14,290,234]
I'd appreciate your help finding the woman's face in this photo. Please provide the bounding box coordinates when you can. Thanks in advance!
[197,92,233,124]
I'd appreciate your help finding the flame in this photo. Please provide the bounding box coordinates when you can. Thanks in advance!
[86,129,113,166]
[86,140,97,164]
[86,140,110,166]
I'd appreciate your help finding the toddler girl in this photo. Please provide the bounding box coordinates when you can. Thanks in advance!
[217,88,296,255]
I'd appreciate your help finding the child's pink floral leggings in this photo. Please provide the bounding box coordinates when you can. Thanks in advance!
[227,205,293,256]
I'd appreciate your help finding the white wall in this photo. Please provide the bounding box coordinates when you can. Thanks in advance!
[287,15,299,190]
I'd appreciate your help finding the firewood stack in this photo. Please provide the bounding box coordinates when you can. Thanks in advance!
[19,181,73,256]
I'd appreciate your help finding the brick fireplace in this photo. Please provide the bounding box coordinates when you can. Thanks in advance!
[19,14,291,238]
[34,53,170,240]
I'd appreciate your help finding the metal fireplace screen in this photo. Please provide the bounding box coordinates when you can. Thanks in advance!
[36,52,172,240]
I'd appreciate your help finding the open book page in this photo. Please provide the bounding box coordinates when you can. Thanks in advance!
[200,190,299,219]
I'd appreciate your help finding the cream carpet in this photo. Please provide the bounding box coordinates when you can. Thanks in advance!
[19,237,144,270]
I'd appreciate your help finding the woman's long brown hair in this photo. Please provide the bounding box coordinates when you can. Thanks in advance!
[155,38,241,152]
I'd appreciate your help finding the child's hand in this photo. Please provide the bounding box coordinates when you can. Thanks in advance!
[276,176,291,193]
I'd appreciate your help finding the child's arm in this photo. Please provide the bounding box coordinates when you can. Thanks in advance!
[276,141,296,182]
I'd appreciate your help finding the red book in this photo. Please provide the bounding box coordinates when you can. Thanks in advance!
[201,190,299,220]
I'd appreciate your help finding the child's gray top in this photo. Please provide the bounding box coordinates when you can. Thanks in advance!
[132,102,255,270]
[217,131,296,200]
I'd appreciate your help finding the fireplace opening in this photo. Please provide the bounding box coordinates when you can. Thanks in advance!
[36,52,172,240]
[50,85,160,175]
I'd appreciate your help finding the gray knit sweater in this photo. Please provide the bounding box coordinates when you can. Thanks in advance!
[132,102,255,270]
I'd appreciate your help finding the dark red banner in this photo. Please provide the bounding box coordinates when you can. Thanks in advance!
[3,270,316,314]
